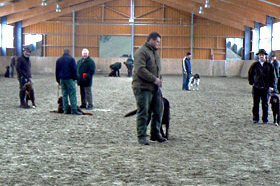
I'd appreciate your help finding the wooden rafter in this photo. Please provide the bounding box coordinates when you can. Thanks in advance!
[22,0,113,27]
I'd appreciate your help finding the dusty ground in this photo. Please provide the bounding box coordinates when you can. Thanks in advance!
[0,74,280,185]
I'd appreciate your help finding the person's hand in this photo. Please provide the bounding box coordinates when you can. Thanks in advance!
[184,72,188,75]
[154,78,162,87]
[269,87,274,92]
[58,82,60,86]
[29,78,32,83]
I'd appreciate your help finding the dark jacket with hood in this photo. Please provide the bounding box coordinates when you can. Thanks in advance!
[77,56,96,87]
[56,53,77,83]
[16,55,32,80]
[132,42,161,92]
[248,61,275,89]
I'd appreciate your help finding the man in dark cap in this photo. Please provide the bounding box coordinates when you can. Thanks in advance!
[248,49,275,124]
[16,47,32,108]
[271,54,279,93]
[182,52,192,90]
[56,49,82,115]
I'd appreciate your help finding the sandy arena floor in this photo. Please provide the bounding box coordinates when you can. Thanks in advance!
[0,74,280,185]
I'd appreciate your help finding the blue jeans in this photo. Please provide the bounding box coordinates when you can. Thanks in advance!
[183,73,191,90]
[252,87,270,122]
[60,79,78,113]
[133,88,163,139]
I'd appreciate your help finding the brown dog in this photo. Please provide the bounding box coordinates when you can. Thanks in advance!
[51,96,92,115]
[24,82,36,108]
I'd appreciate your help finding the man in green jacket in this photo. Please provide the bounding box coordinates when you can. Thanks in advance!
[77,48,96,110]
[132,32,166,145]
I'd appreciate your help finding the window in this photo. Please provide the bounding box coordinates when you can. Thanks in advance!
[273,22,280,50]
[24,34,42,45]
[3,25,14,48]
[259,26,270,50]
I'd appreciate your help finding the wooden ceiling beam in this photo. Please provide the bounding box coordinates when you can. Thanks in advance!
[190,0,267,24]
[0,0,43,17]
[151,0,245,30]
[0,0,12,3]
[224,0,280,19]
[22,0,113,27]
[7,0,88,24]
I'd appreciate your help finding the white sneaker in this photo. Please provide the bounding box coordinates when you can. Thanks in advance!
[274,123,279,126]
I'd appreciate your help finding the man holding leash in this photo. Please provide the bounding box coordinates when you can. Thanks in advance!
[182,52,192,90]
[248,49,275,124]
[56,49,82,115]
[132,32,166,145]
[77,48,96,110]
[16,47,32,108]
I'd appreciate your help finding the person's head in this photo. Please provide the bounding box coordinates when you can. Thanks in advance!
[82,48,89,58]
[64,48,70,55]
[23,47,31,57]
[272,54,277,60]
[186,52,191,59]
[147,32,161,49]
[256,49,268,62]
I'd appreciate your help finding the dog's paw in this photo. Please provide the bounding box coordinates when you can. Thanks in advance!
[32,106,36,109]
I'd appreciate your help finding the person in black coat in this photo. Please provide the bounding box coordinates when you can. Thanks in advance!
[123,56,134,77]
[271,54,279,93]
[16,47,32,108]
[248,49,275,124]
[109,62,122,77]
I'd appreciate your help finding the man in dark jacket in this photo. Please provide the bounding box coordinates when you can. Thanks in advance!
[56,49,81,115]
[10,56,16,78]
[182,52,192,90]
[132,32,166,145]
[123,56,134,77]
[77,48,96,110]
[109,62,122,77]
[248,49,275,124]
[271,54,279,93]
[16,47,32,108]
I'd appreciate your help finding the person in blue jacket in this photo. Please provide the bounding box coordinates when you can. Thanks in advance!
[182,52,192,90]
[56,49,81,115]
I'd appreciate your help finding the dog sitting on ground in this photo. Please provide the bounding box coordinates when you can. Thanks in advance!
[50,96,92,115]
[4,66,10,78]
[24,82,36,108]
[189,73,200,91]
[270,93,279,126]
[124,97,170,139]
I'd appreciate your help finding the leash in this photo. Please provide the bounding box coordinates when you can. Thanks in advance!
[57,85,61,98]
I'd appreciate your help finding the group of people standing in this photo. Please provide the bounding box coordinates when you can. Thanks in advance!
[55,48,96,115]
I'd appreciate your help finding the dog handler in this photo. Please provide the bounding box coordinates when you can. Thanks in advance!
[248,49,275,124]
[16,47,32,108]
[132,32,166,145]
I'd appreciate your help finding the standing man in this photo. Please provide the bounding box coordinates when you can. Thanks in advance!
[132,32,166,145]
[182,52,192,90]
[10,56,16,78]
[16,47,32,108]
[123,56,134,77]
[271,54,279,93]
[248,49,275,124]
[56,49,82,115]
[77,48,96,110]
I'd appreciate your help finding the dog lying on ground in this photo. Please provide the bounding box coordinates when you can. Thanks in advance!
[24,82,36,108]
[124,97,170,139]
[4,66,10,78]
[50,96,92,115]
[189,73,200,91]
[270,93,279,126]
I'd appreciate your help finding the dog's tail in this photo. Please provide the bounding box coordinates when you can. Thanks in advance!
[124,109,137,117]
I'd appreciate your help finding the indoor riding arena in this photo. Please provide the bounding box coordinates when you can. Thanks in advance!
[1,0,280,185]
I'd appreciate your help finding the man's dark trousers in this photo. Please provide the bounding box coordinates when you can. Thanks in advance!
[252,87,270,122]
[133,88,163,139]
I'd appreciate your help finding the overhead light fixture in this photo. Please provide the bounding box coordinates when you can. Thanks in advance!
[205,0,210,8]
[199,6,204,14]
[41,0,47,6]
[56,4,61,12]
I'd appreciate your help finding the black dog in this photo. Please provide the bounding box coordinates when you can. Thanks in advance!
[124,97,170,139]
[270,93,279,126]
[4,66,10,78]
